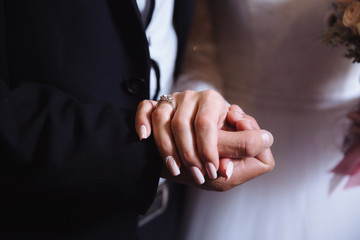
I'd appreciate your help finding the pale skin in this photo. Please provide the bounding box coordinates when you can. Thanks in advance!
[135,90,275,191]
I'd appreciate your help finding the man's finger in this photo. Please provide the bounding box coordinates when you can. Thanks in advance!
[227,105,260,130]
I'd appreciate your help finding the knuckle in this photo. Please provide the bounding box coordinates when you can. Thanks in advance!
[202,90,222,101]
[198,148,214,163]
[152,108,168,122]
[171,91,181,98]
[181,90,196,102]
[234,137,246,157]
[202,89,218,97]
[173,90,194,101]
[245,115,256,123]
[195,115,215,131]
[171,117,187,132]
[242,135,258,157]
[156,138,172,152]
[246,116,259,128]
[182,150,197,165]
[183,90,195,96]
[137,99,150,110]
[232,104,242,111]
[182,150,193,160]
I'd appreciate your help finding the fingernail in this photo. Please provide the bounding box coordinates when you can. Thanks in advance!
[190,166,205,185]
[225,161,234,181]
[165,156,180,176]
[140,125,147,140]
[260,130,273,148]
[205,162,217,179]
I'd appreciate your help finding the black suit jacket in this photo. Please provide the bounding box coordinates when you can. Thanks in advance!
[0,0,194,239]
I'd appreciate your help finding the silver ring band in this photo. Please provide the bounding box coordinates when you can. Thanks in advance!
[156,94,175,111]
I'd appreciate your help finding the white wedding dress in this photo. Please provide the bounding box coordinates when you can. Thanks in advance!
[181,0,360,240]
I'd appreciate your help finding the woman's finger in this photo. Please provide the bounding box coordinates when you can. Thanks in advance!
[194,90,228,179]
[135,100,156,140]
[151,100,182,177]
[171,91,207,184]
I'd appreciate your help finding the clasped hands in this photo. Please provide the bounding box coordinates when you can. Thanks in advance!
[135,90,274,191]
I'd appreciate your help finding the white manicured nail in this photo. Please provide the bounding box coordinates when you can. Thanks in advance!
[140,125,147,140]
[165,156,180,176]
[190,166,205,185]
[225,161,234,181]
[205,162,217,179]
[260,130,273,148]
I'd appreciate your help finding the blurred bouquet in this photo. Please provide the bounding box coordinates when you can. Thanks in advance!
[322,0,360,189]
[322,0,360,62]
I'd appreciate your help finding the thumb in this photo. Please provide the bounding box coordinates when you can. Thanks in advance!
[217,129,273,158]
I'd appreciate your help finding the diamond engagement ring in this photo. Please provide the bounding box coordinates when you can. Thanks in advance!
[156,94,175,111]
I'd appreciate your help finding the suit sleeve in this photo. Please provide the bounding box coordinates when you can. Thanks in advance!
[0,78,161,214]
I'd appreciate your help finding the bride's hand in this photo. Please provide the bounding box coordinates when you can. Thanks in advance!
[135,90,274,187]
[136,90,230,184]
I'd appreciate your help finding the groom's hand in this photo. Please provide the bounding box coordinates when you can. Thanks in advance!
[207,105,275,191]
